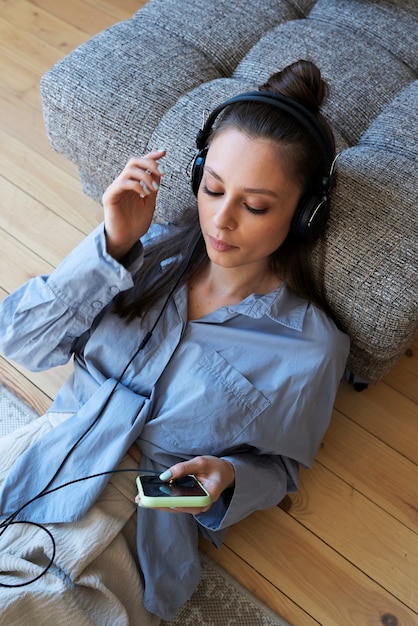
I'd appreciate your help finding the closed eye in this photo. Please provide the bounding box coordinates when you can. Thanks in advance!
[244,204,268,215]
[202,185,221,197]
[202,186,268,215]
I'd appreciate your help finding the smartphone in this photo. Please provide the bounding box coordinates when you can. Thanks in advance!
[136,474,211,508]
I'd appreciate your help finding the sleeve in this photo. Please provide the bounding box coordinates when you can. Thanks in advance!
[0,223,144,371]
[195,451,298,532]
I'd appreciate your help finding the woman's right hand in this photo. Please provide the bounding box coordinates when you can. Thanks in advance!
[102,150,166,260]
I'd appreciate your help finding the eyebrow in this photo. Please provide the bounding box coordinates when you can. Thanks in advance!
[205,166,280,198]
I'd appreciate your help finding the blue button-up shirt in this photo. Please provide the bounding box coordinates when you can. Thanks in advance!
[0,223,349,618]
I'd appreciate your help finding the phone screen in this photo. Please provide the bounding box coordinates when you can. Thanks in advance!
[139,475,208,498]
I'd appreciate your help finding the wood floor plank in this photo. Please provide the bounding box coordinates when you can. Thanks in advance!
[0,89,76,175]
[0,0,87,55]
[0,228,53,293]
[28,0,119,36]
[335,380,418,464]
[383,336,418,404]
[0,356,56,414]
[84,0,141,22]
[0,174,86,268]
[0,127,101,234]
[223,507,418,626]
[0,356,72,415]
[288,463,418,609]
[317,409,417,530]
[199,539,316,626]
[0,14,65,75]
[0,50,41,108]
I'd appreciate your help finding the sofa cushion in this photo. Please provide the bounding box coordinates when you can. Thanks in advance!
[311,81,418,381]
[41,19,222,200]
[360,80,418,158]
[133,0,306,75]
[233,19,416,146]
[309,0,418,73]
[319,150,417,381]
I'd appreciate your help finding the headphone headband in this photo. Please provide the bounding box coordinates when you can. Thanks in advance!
[195,91,335,177]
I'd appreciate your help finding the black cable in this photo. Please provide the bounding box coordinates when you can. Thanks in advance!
[39,238,198,497]
[0,237,200,589]
[0,466,157,588]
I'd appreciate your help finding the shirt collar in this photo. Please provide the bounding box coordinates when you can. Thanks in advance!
[225,284,308,331]
[164,255,308,332]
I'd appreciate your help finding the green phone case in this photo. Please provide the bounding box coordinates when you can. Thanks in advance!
[136,475,211,508]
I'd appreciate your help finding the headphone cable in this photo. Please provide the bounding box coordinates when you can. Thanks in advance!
[0,236,201,587]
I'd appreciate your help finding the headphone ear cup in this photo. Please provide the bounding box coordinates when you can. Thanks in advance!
[191,148,208,196]
[291,195,329,240]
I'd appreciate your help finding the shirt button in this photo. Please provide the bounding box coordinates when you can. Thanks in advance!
[92,301,102,309]
[109,286,119,295]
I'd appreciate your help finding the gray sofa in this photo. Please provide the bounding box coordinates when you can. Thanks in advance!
[40,0,418,385]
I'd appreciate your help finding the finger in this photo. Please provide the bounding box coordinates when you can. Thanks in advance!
[159,457,206,482]
[145,148,166,160]
[126,151,166,178]
[124,161,164,198]
[106,176,151,201]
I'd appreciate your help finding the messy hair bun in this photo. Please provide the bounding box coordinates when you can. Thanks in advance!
[260,59,329,114]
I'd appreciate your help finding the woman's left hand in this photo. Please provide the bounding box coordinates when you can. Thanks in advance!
[136,456,235,515]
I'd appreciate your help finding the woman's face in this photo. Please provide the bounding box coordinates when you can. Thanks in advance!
[197,128,303,273]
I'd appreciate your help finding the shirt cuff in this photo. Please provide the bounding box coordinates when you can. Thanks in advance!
[195,453,293,532]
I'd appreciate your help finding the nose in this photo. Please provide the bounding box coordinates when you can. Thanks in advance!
[213,196,237,230]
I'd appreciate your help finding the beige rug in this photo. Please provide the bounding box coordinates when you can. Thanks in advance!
[0,383,290,625]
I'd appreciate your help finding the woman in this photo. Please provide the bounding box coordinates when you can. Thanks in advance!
[0,60,349,623]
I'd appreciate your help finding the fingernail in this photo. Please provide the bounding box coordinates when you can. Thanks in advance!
[140,181,150,195]
[159,469,172,481]
[152,181,159,191]
[157,164,165,174]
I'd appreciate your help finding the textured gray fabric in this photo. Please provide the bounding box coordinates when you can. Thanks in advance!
[234,19,416,146]
[41,19,223,191]
[132,0,303,75]
[313,149,417,379]
[309,0,418,73]
[360,80,418,159]
[288,0,318,13]
[40,0,418,382]
[312,80,418,380]
[41,0,306,204]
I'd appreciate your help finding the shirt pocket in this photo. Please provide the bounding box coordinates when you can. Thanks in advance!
[160,349,271,455]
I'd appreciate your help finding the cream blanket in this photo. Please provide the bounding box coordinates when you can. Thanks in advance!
[0,413,160,626]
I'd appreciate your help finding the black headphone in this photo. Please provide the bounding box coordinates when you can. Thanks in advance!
[190,91,337,240]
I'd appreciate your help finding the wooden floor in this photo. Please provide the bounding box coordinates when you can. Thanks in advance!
[0,2,417,625]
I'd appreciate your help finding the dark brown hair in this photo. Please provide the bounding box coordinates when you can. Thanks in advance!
[114,60,336,321]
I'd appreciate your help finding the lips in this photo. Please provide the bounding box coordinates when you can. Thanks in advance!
[208,235,238,252]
